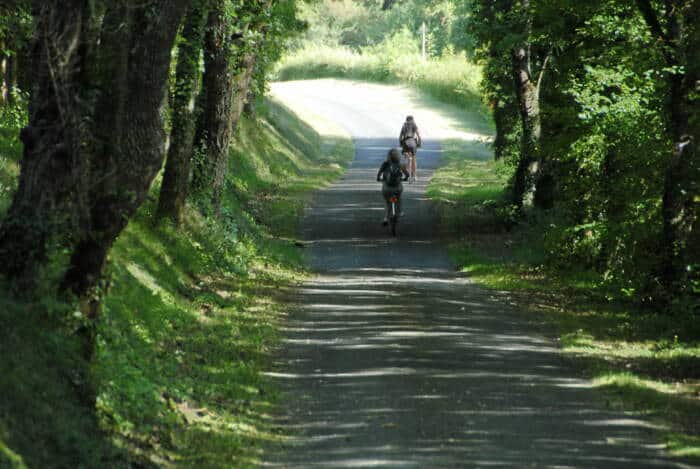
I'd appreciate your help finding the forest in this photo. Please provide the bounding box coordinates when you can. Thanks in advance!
[1,0,698,466]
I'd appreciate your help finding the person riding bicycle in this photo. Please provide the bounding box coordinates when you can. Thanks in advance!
[399,115,421,156]
[376,148,409,226]
[399,115,421,182]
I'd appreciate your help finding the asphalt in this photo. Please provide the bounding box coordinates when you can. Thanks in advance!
[263,79,694,468]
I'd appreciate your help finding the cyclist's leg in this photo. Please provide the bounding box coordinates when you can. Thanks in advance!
[412,151,417,181]
[381,184,390,224]
[407,140,417,181]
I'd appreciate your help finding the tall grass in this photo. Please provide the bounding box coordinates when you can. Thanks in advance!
[274,41,484,112]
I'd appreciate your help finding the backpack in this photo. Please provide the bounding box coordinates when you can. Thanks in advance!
[385,162,403,187]
[401,122,415,141]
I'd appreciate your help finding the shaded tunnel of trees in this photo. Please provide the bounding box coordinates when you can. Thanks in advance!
[0,0,697,461]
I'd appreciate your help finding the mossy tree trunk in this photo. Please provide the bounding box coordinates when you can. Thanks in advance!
[510,0,551,210]
[0,0,188,297]
[157,2,209,225]
[511,45,540,208]
[211,50,259,212]
[190,3,238,207]
[61,0,189,296]
[0,0,92,294]
[191,0,271,215]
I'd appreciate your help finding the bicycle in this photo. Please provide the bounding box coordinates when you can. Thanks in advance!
[387,192,401,236]
[403,149,416,184]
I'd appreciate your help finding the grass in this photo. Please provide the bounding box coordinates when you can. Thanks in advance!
[0,98,353,467]
[428,136,700,461]
[274,44,485,117]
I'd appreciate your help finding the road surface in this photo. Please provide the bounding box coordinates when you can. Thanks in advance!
[264,79,691,468]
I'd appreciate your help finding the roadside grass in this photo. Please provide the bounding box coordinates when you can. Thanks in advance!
[274,44,485,118]
[429,138,700,460]
[0,98,353,467]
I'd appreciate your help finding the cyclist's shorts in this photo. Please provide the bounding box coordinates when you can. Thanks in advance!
[382,183,403,201]
[402,138,418,156]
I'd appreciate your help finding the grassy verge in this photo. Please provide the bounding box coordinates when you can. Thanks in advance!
[274,44,484,116]
[0,98,353,467]
[428,138,700,460]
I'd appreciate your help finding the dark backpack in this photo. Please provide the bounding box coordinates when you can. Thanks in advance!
[401,122,415,141]
[385,162,403,186]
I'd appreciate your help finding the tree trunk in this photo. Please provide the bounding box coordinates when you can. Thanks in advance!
[511,43,541,208]
[636,0,700,297]
[1,40,6,105]
[191,1,269,215]
[661,134,697,295]
[157,2,208,225]
[0,0,91,294]
[190,4,238,203]
[660,5,698,296]
[5,52,16,106]
[61,0,188,296]
[211,51,258,212]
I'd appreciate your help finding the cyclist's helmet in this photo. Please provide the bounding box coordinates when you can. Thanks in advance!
[388,148,401,163]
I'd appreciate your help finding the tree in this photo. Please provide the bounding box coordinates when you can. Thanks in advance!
[0,0,189,297]
[62,0,190,295]
[0,1,31,104]
[634,0,700,298]
[191,0,272,214]
[157,1,210,224]
[471,0,550,208]
[509,0,551,209]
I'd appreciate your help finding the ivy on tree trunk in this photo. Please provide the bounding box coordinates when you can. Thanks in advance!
[157,1,209,225]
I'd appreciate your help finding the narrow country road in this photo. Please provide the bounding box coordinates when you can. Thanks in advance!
[265,79,691,468]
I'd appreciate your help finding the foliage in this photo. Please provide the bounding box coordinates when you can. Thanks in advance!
[470,0,699,309]
[0,93,26,214]
[288,0,475,57]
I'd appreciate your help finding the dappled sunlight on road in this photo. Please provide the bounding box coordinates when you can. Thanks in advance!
[264,269,681,468]
[264,80,688,468]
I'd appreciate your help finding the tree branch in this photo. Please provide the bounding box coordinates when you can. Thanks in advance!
[635,0,667,42]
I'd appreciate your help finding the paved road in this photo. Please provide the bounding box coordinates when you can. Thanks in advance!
[264,79,692,468]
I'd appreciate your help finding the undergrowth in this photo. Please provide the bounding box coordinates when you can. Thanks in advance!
[428,136,700,461]
[0,98,353,467]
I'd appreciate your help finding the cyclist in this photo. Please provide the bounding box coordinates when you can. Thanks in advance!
[376,148,409,226]
[399,115,421,182]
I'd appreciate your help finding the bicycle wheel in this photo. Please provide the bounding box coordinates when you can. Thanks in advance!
[388,198,399,236]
